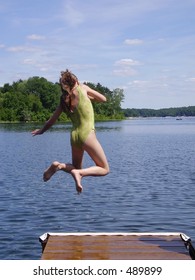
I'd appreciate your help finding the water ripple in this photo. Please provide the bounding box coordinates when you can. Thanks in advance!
[1,119,195,259]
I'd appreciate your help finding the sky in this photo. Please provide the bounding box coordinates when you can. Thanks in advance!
[0,0,195,109]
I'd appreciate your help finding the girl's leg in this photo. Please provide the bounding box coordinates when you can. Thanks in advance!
[71,131,109,191]
[71,146,84,169]
[71,146,84,193]
[43,132,109,193]
[43,147,84,193]
[43,161,75,182]
[43,146,84,182]
[83,131,109,175]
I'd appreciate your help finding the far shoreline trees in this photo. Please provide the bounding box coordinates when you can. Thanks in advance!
[123,106,195,118]
[0,76,195,122]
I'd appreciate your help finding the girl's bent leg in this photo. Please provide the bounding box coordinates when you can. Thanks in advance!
[70,131,109,191]
[82,131,110,176]
[43,161,75,182]
[71,169,83,193]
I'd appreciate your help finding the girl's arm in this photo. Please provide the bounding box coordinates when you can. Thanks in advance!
[83,84,107,102]
[31,105,63,136]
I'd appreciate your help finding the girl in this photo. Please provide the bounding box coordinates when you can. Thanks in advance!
[32,70,109,193]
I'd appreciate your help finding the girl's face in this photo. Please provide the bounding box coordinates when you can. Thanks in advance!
[62,84,71,93]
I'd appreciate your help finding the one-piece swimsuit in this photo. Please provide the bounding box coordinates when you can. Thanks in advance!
[60,85,95,148]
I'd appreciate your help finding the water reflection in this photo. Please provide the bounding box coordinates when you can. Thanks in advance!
[0,121,123,133]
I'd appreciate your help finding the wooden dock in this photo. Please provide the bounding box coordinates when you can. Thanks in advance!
[39,232,195,260]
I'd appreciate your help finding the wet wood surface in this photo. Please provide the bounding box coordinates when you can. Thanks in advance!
[41,233,191,260]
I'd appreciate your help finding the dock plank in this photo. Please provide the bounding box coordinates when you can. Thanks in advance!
[40,233,192,260]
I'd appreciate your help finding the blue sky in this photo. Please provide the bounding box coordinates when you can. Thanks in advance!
[0,0,195,109]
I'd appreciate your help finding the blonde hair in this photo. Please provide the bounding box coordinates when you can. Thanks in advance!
[59,69,78,91]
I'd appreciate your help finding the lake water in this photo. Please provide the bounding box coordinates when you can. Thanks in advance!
[0,118,195,259]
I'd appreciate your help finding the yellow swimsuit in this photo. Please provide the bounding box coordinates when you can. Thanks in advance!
[60,86,95,148]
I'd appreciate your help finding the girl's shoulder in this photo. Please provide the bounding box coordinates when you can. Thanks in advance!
[77,84,88,97]
[78,83,87,91]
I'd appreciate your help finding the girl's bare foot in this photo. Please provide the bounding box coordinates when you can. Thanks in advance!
[71,169,83,193]
[43,161,60,182]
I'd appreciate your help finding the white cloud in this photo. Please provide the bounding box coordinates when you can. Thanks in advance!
[115,59,141,66]
[22,58,36,65]
[128,78,171,94]
[124,39,143,45]
[7,46,39,52]
[128,80,151,91]
[27,34,45,40]
[114,58,142,77]
[22,57,51,70]
[129,80,149,86]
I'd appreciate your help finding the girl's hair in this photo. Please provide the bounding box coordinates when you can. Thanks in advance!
[59,69,78,91]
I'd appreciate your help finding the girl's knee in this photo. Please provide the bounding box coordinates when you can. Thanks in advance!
[103,164,110,175]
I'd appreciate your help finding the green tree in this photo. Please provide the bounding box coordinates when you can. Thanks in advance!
[0,78,125,122]
[25,77,61,111]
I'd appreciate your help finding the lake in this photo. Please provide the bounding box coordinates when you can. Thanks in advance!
[0,118,195,259]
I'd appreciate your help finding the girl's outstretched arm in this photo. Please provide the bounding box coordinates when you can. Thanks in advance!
[31,105,63,136]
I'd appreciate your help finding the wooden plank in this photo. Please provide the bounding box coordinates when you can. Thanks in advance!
[42,251,190,260]
[41,233,191,260]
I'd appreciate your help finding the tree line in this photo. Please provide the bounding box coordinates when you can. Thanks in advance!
[123,106,195,118]
[1,77,194,122]
[0,77,125,122]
